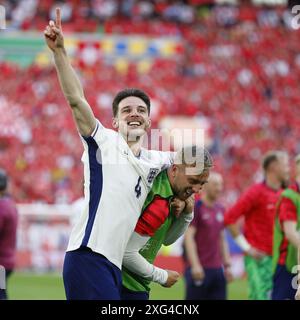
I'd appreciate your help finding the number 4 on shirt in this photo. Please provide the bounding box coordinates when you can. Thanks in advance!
[135,176,142,198]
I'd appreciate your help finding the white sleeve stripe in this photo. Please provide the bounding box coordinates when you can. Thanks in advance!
[91,121,100,138]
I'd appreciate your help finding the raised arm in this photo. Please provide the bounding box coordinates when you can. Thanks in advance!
[44,8,96,137]
[220,230,233,282]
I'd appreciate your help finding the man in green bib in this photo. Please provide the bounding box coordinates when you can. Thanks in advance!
[121,145,213,300]
[272,154,300,300]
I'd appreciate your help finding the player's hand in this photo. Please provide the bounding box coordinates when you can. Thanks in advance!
[224,265,234,282]
[183,194,195,214]
[191,265,205,282]
[170,198,186,218]
[44,7,64,52]
[171,195,195,218]
[162,270,180,288]
[246,247,266,260]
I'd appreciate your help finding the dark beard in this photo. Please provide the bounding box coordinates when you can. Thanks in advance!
[281,180,289,189]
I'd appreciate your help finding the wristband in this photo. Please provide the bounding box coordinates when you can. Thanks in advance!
[234,234,251,252]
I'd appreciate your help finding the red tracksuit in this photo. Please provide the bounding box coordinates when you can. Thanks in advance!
[224,182,282,255]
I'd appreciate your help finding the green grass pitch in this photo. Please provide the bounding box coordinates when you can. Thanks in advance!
[7,272,248,300]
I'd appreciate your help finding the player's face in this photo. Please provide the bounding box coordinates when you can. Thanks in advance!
[113,96,150,142]
[205,175,223,201]
[276,155,290,187]
[172,166,210,201]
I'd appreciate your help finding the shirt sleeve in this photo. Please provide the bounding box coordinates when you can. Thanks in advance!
[157,151,176,170]
[122,232,168,285]
[163,212,194,246]
[224,185,258,226]
[279,197,297,223]
[80,119,114,163]
[0,204,6,232]
[190,200,202,228]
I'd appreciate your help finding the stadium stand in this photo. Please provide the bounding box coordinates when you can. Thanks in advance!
[0,0,299,209]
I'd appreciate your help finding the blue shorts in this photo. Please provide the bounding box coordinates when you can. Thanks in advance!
[272,264,297,300]
[184,267,226,300]
[121,286,149,300]
[63,247,122,300]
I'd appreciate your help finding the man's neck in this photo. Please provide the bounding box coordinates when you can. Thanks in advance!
[128,141,142,157]
[124,135,143,157]
[166,167,173,186]
[202,194,215,207]
[265,174,281,191]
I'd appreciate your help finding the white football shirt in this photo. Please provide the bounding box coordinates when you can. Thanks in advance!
[67,119,173,269]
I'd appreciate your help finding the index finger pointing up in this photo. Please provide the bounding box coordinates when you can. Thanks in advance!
[55,7,61,28]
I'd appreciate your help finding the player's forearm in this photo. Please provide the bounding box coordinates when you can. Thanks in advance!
[285,231,300,249]
[53,48,85,106]
[226,224,240,238]
[226,224,251,252]
[163,212,193,246]
[123,251,168,285]
[184,235,202,269]
[220,232,231,267]
[123,232,168,285]
[53,48,96,136]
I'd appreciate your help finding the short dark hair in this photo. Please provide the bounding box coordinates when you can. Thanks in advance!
[112,88,151,117]
[262,151,287,171]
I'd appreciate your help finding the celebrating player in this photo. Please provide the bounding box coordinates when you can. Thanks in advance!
[224,151,290,300]
[121,146,213,300]
[44,8,187,300]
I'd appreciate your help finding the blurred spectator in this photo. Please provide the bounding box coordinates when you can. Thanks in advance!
[0,169,18,300]
[92,0,118,21]
[10,0,38,29]
[0,2,300,205]
[49,1,73,23]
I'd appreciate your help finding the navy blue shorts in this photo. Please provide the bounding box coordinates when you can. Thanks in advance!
[121,285,149,300]
[63,247,122,300]
[272,264,297,300]
[184,267,226,300]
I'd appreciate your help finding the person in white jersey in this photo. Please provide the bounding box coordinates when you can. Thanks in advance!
[44,8,190,300]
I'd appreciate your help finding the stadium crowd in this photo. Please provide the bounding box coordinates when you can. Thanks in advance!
[0,1,300,204]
